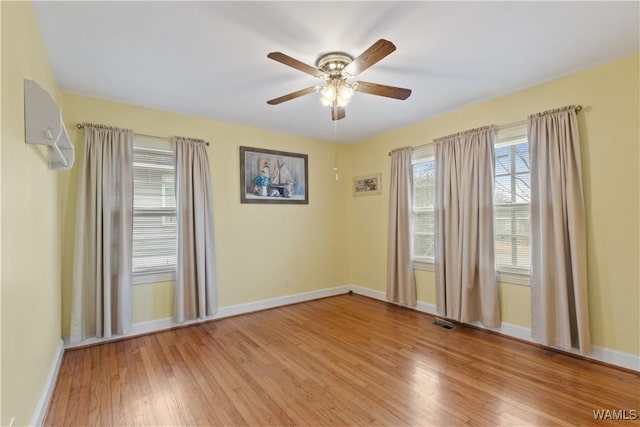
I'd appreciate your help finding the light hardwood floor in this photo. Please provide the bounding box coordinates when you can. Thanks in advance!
[45,294,639,426]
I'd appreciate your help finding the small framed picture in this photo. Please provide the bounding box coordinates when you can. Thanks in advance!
[240,146,308,204]
[352,173,382,197]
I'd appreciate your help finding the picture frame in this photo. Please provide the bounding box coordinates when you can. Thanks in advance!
[352,173,382,197]
[240,146,308,204]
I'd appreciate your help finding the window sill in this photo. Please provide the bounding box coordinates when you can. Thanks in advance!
[413,261,529,286]
[413,260,434,272]
[496,270,530,286]
[132,270,176,285]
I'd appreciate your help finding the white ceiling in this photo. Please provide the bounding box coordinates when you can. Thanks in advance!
[33,1,639,144]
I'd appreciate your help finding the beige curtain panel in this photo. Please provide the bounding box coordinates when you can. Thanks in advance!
[434,126,500,327]
[528,106,591,354]
[386,147,416,306]
[70,124,134,343]
[174,137,218,322]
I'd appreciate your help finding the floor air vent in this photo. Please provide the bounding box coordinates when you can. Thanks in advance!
[432,318,456,331]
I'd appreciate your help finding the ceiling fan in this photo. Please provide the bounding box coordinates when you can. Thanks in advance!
[266,39,412,121]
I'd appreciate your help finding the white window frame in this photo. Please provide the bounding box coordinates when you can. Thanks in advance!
[409,126,531,286]
[494,124,530,286]
[132,137,177,285]
[411,144,435,270]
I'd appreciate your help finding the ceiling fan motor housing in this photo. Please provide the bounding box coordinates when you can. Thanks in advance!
[316,53,353,77]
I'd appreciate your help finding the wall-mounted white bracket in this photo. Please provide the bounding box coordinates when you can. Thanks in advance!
[24,79,74,170]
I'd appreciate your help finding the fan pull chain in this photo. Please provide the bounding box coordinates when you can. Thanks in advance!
[333,121,339,180]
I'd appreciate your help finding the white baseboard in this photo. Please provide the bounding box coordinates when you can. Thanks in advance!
[348,285,439,315]
[347,285,639,371]
[64,285,352,349]
[30,339,64,426]
[215,285,351,319]
[346,285,386,302]
[588,346,640,371]
[467,320,640,371]
[132,284,353,334]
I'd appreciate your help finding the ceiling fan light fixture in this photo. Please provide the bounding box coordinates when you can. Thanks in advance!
[320,79,354,107]
[320,83,336,105]
[337,82,354,102]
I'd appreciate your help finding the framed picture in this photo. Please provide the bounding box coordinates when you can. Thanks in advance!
[240,146,308,204]
[353,173,382,197]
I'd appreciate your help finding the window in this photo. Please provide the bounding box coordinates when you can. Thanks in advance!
[410,125,531,283]
[132,137,177,284]
[494,125,531,279]
[412,145,435,265]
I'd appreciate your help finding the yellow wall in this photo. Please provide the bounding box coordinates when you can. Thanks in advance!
[59,93,352,336]
[347,54,640,356]
[1,2,63,425]
[132,281,174,324]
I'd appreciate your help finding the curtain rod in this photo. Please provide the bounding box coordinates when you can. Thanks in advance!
[75,123,210,146]
[388,105,583,156]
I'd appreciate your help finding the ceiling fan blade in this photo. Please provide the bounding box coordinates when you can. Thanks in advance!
[343,39,396,77]
[331,102,345,121]
[355,81,412,100]
[267,87,317,105]
[267,52,324,78]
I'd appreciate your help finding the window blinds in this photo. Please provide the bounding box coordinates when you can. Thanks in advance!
[494,125,531,275]
[132,137,177,283]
